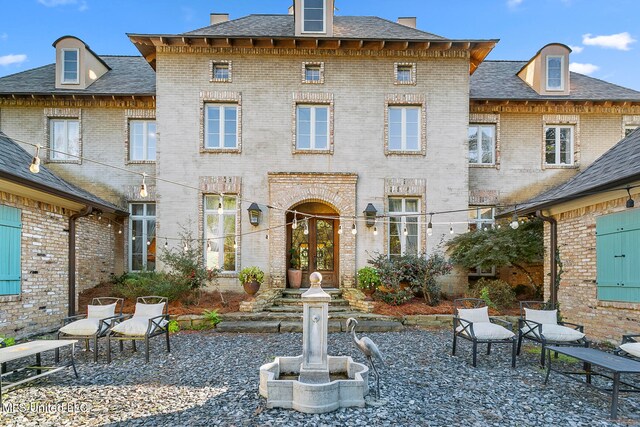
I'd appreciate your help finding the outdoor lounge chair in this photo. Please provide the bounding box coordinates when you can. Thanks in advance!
[57,297,124,362]
[616,335,640,360]
[517,300,588,366]
[452,298,517,367]
[106,296,170,363]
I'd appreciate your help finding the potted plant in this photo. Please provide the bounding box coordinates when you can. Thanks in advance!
[238,266,264,295]
[357,266,381,299]
[287,248,302,289]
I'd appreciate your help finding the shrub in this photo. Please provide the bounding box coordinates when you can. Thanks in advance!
[238,266,265,285]
[373,288,414,305]
[114,271,191,302]
[167,320,180,334]
[202,309,221,327]
[467,278,517,310]
[0,335,15,347]
[357,266,381,292]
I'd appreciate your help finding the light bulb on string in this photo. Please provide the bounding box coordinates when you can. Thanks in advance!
[139,173,148,198]
[146,240,151,246]
[164,239,168,249]
[292,211,298,229]
[351,221,357,235]
[184,242,189,252]
[373,226,378,236]
[29,145,41,174]
[403,227,408,236]
[338,224,343,235]
[510,210,519,230]
[118,227,123,235]
[427,214,433,236]
[233,240,237,249]
[207,239,212,252]
[108,222,112,228]
[303,220,309,235]
[132,235,136,241]
[449,223,454,235]
[218,194,224,215]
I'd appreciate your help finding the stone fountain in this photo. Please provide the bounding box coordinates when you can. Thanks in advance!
[259,272,369,413]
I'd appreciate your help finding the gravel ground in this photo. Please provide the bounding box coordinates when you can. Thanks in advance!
[2,329,639,426]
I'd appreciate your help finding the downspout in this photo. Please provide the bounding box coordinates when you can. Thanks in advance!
[68,206,93,316]
[536,209,557,306]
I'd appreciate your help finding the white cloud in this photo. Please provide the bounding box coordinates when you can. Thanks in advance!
[582,32,636,51]
[38,0,88,11]
[507,0,524,8]
[568,45,583,53]
[0,54,27,66]
[569,62,599,75]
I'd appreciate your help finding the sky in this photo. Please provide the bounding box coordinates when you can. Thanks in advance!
[0,0,639,91]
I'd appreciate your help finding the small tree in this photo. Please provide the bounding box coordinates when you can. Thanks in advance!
[446,219,543,292]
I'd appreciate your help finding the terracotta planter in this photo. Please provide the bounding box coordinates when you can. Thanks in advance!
[243,280,261,295]
[361,286,376,300]
[287,269,302,288]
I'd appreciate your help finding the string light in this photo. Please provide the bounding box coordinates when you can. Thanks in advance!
[29,145,41,174]
[218,194,224,215]
[449,223,454,234]
[132,235,136,241]
[146,240,151,246]
[139,173,148,198]
[303,219,309,235]
[351,221,357,235]
[403,226,408,236]
[183,242,189,252]
[107,222,112,228]
[427,214,433,236]
[206,239,212,252]
[292,211,298,229]
[233,240,237,249]
[118,227,123,235]
[373,226,378,236]
[338,224,343,235]
[164,239,168,249]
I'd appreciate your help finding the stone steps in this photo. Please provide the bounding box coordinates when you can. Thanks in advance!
[216,318,404,333]
[272,297,351,307]
[265,305,352,313]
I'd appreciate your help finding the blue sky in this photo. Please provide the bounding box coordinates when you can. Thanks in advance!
[0,0,639,91]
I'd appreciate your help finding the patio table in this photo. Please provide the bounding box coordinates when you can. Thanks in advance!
[0,340,78,403]
[544,345,640,419]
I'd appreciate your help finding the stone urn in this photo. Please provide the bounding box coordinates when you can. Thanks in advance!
[288,269,302,288]
[243,280,261,295]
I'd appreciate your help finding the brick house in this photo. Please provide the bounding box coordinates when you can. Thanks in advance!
[510,128,640,342]
[0,132,127,338]
[1,3,640,323]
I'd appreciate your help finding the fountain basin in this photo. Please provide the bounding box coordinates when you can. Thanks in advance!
[259,354,369,414]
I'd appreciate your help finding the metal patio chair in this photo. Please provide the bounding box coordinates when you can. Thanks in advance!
[106,295,170,363]
[57,297,124,362]
[616,334,640,360]
[517,300,588,366]
[452,298,517,367]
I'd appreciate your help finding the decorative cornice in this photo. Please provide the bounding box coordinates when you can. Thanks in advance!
[0,97,155,109]
[470,102,640,115]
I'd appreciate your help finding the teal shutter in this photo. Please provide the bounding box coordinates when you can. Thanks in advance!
[596,209,640,302]
[0,205,21,295]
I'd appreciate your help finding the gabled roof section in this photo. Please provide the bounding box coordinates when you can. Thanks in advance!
[128,14,497,74]
[471,61,640,102]
[0,132,128,215]
[52,35,111,71]
[510,128,640,216]
[0,56,155,96]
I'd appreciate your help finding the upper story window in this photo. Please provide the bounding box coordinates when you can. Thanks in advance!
[129,120,156,161]
[62,49,79,84]
[211,60,232,82]
[388,197,420,257]
[204,195,237,272]
[296,105,328,150]
[468,124,495,165]
[205,104,238,149]
[50,118,80,161]
[388,106,420,152]
[546,55,564,91]
[303,0,325,32]
[303,62,324,84]
[545,125,574,165]
[395,63,416,85]
[468,206,495,232]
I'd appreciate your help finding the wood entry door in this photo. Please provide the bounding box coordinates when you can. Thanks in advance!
[289,217,339,288]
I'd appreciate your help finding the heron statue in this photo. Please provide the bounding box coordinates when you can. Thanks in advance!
[346,317,384,399]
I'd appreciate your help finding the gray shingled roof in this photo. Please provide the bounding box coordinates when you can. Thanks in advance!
[0,56,155,96]
[471,61,640,101]
[184,14,445,40]
[0,132,127,215]
[511,128,640,215]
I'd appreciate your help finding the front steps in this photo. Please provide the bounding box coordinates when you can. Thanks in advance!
[218,288,405,333]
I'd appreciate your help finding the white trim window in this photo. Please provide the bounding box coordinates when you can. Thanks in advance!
[545,125,574,165]
[305,64,321,82]
[546,55,564,91]
[50,118,80,161]
[468,124,495,165]
[213,63,230,80]
[129,120,156,161]
[388,198,420,257]
[129,203,156,272]
[204,195,237,272]
[62,48,79,84]
[302,0,325,33]
[388,106,420,151]
[205,104,238,149]
[296,105,328,150]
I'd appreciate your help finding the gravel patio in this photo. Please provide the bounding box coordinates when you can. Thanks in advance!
[2,329,640,426]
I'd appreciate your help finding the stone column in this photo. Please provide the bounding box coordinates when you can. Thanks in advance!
[299,272,331,384]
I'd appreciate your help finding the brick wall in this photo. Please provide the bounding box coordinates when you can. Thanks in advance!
[543,192,640,343]
[0,192,119,339]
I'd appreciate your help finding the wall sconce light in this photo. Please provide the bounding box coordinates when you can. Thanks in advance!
[247,202,262,226]
[363,203,377,227]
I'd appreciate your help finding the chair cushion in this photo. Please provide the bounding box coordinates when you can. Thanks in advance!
[134,302,165,318]
[521,324,585,342]
[87,303,117,319]
[620,342,640,358]
[524,308,557,325]
[457,322,515,340]
[60,318,100,336]
[457,306,490,323]
[111,317,168,336]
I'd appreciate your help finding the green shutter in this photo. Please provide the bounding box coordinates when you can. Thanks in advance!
[596,209,640,302]
[0,205,21,295]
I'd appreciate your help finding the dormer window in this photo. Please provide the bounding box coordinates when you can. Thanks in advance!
[303,0,325,33]
[62,49,79,84]
[546,55,564,91]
